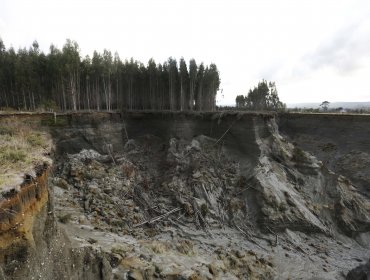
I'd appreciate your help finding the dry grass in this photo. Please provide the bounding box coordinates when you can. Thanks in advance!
[0,117,53,189]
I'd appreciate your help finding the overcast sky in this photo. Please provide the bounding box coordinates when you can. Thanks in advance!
[1,0,370,105]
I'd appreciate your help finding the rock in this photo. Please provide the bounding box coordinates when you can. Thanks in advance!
[208,263,219,276]
[190,139,201,151]
[346,260,370,280]
[124,139,137,152]
[88,184,100,194]
[110,253,123,268]
[78,215,87,224]
[71,149,102,160]
[139,254,152,262]
[48,117,370,280]
[193,171,202,179]
[127,270,143,280]
[235,250,245,258]
[56,178,69,190]
[87,237,97,244]
[103,187,113,194]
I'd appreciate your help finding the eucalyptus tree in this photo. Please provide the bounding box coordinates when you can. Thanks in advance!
[267,81,284,110]
[242,80,285,111]
[320,101,330,111]
[179,58,189,111]
[15,47,30,110]
[195,63,205,111]
[188,59,197,110]
[28,40,42,110]
[167,57,178,110]
[102,49,113,111]
[113,52,122,110]
[62,39,80,111]
[0,39,7,107]
[80,55,92,110]
[235,95,245,108]
[45,45,60,109]
[206,63,220,111]
[0,39,221,112]
[137,62,149,110]
[148,58,157,109]
[157,63,168,110]
[124,58,140,110]
[91,51,103,110]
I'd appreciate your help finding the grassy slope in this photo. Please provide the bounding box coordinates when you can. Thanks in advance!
[0,117,52,189]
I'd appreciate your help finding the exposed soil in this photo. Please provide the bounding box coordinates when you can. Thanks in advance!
[48,112,369,279]
[0,112,369,280]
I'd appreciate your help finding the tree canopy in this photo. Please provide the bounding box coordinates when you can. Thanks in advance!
[235,80,285,111]
[0,39,220,112]
[320,101,330,111]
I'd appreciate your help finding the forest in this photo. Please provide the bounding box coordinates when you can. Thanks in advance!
[0,39,220,112]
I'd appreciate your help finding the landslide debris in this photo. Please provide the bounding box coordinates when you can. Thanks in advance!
[52,118,370,279]
[346,259,370,280]
[53,137,277,279]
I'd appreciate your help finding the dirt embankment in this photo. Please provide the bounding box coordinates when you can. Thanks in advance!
[0,111,369,280]
[279,113,370,198]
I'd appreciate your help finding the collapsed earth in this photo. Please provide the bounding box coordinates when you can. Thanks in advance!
[0,112,369,280]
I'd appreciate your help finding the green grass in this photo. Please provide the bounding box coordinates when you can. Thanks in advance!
[0,118,52,188]
[0,126,15,136]
[40,116,68,127]
[0,149,27,163]
[27,133,45,147]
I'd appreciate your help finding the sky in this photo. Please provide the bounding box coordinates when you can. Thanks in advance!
[1,0,370,106]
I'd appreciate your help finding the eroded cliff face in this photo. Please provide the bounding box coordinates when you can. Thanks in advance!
[279,113,370,199]
[0,112,369,280]
[0,165,49,276]
[0,163,112,280]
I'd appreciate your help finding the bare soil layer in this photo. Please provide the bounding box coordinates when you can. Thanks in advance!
[0,112,369,280]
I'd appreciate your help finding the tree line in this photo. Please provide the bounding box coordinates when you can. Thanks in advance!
[235,80,285,111]
[0,39,220,111]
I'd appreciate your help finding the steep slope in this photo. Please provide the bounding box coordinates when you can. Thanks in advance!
[0,112,369,280]
[279,113,370,199]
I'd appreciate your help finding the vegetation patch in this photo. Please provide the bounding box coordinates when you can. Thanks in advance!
[27,133,44,147]
[0,118,52,188]
[0,126,15,136]
[40,116,68,127]
[0,148,27,163]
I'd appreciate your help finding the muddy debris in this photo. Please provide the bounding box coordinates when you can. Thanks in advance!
[51,127,370,279]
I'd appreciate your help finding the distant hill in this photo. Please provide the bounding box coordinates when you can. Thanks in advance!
[287,102,370,109]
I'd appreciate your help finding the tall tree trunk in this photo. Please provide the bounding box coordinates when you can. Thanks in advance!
[23,89,27,110]
[180,77,184,111]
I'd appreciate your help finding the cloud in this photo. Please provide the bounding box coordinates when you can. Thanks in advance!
[258,15,370,83]
[0,17,6,37]
[301,18,370,75]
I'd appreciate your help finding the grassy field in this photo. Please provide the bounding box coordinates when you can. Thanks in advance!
[0,117,52,189]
